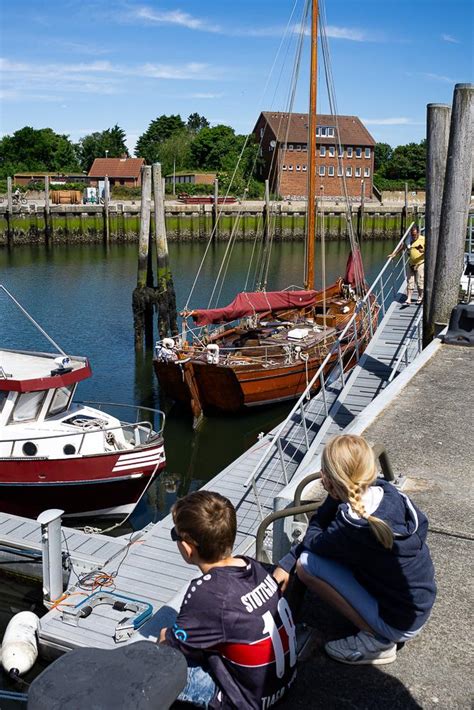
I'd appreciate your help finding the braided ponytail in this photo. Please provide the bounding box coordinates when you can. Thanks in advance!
[322,435,394,550]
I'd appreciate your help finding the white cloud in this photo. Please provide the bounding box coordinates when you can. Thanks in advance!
[441,33,460,44]
[407,71,455,84]
[325,25,370,41]
[362,117,424,126]
[125,6,221,32]
[187,92,224,99]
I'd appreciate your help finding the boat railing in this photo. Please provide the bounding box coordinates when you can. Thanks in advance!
[77,401,165,434]
[242,223,418,522]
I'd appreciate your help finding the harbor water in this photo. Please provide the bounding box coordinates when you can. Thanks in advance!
[0,237,397,689]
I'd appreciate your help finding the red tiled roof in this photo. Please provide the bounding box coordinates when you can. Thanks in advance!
[258,112,375,146]
[88,158,144,178]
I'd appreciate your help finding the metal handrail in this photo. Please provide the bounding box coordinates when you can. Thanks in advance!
[76,401,165,433]
[243,222,414,492]
[387,308,423,383]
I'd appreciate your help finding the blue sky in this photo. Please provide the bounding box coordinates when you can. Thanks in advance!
[0,0,472,151]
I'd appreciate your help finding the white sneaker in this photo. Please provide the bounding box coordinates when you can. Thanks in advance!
[325,630,397,665]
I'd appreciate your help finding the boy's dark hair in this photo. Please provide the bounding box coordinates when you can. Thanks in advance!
[172,491,237,563]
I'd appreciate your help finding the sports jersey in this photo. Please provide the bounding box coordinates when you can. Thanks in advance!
[165,556,297,709]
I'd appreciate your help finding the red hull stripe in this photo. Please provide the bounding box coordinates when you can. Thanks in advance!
[217,626,289,667]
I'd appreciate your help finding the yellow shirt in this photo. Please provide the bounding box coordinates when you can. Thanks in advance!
[409,236,425,267]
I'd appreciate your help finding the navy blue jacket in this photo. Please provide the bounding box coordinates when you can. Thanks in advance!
[281,480,436,631]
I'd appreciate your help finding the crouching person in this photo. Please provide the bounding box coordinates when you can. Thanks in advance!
[160,491,297,709]
[273,435,436,666]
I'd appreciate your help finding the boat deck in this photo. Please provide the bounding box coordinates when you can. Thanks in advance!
[35,292,423,656]
[0,349,86,380]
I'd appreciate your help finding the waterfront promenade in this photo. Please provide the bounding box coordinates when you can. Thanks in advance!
[278,342,473,709]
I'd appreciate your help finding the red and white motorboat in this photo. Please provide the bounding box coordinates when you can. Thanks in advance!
[0,286,166,519]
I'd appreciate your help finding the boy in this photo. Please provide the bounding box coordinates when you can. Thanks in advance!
[160,491,297,709]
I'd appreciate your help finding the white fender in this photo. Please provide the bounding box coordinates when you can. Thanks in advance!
[162,338,175,350]
[1,611,39,675]
[206,344,219,364]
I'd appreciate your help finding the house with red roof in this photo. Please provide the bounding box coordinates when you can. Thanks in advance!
[253,112,376,198]
[88,158,144,187]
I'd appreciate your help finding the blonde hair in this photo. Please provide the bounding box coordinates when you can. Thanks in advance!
[322,435,393,549]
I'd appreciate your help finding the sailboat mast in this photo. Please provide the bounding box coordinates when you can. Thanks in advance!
[305,0,318,290]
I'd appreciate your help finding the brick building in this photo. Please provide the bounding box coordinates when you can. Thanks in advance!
[253,112,376,198]
[88,158,144,187]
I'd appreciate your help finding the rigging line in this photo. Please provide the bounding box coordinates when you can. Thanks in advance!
[244,213,265,291]
[184,0,301,312]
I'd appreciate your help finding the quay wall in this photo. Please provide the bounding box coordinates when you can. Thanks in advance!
[0,203,424,245]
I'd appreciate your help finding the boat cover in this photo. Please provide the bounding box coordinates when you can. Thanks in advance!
[191,288,332,326]
[344,248,366,289]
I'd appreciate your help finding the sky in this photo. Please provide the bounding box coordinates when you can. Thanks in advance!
[0,0,472,152]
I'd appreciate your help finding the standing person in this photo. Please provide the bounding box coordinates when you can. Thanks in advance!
[273,435,436,665]
[389,224,425,304]
[160,491,297,708]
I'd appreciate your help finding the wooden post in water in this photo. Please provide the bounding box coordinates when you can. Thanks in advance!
[357,180,365,239]
[103,175,110,245]
[133,165,152,349]
[6,177,13,246]
[423,103,451,346]
[44,175,51,245]
[212,178,219,240]
[153,163,178,340]
[430,83,474,336]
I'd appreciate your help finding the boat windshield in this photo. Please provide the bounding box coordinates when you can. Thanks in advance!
[47,384,75,417]
[11,390,47,423]
[0,391,7,413]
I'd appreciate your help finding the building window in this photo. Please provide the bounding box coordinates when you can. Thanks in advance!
[296,144,301,151]
[288,144,294,151]
[321,127,327,136]
[346,167,352,177]
[355,147,362,158]
[355,167,361,177]
[347,147,353,158]
[296,165,301,171]
[316,127,321,137]
[338,146,344,158]
[320,146,326,157]
[328,127,335,137]
[282,165,287,170]
[365,147,371,158]
[328,166,335,176]
[338,166,343,177]
[302,143,308,151]
[288,165,293,171]
[328,146,335,157]
[319,166,326,176]
[302,165,307,171]
[364,167,371,177]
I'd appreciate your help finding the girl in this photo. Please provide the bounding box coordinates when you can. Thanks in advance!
[274,434,436,665]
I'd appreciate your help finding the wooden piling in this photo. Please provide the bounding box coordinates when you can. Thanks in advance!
[6,177,13,246]
[153,163,178,339]
[212,178,219,240]
[103,175,110,245]
[424,103,451,345]
[357,180,365,239]
[133,165,152,349]
[430,83,474,336]
[44,176,51,245]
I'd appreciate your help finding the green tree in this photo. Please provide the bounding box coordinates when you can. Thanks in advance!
[157,130,193,176]
[135,115,185,163]
[374,142,392,173]
[0,126,80,178]
[77,125,128,172]
[383,140,426,182]
[186,113,210,133]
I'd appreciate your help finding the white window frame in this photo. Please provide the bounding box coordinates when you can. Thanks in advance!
[11,390,47,423]
[320,146,326,157]
[338,146,344,158]
[321,127,327,136]
[328,146,335,157]
[316,127,321,137]
[355,147,362,158]
[328,165,335,176]
[337,166,343,177]
[327,127,335,137]
[364,167,371,177]
[355,167,362,177]
[296,165,301,171]
[296,144,301,151]
[282,164,287,171]
[365,147,371,158]
[302,165,307,171]
[288,164,293,171]
[346,166,352,177]
[288,144,293,151]
[347,147,353,158]
[319,166,326,176]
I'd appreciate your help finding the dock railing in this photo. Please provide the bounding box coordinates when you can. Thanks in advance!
[243,223,418,521]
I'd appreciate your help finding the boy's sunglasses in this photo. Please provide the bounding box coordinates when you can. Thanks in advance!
[170,526,183,543]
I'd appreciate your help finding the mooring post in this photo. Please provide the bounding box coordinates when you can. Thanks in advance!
[103,175,110,245]
[6,176,13,246]
[153,163,178,339]
[37,509,64,606]
[423,103,451,346]
[212,178,219,240]
[357,179,365,239]
[44,175,51,245]
[430,83,474,336]
[133,165,152,350]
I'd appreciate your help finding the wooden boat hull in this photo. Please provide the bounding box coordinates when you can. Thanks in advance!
[0,439,165,518]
